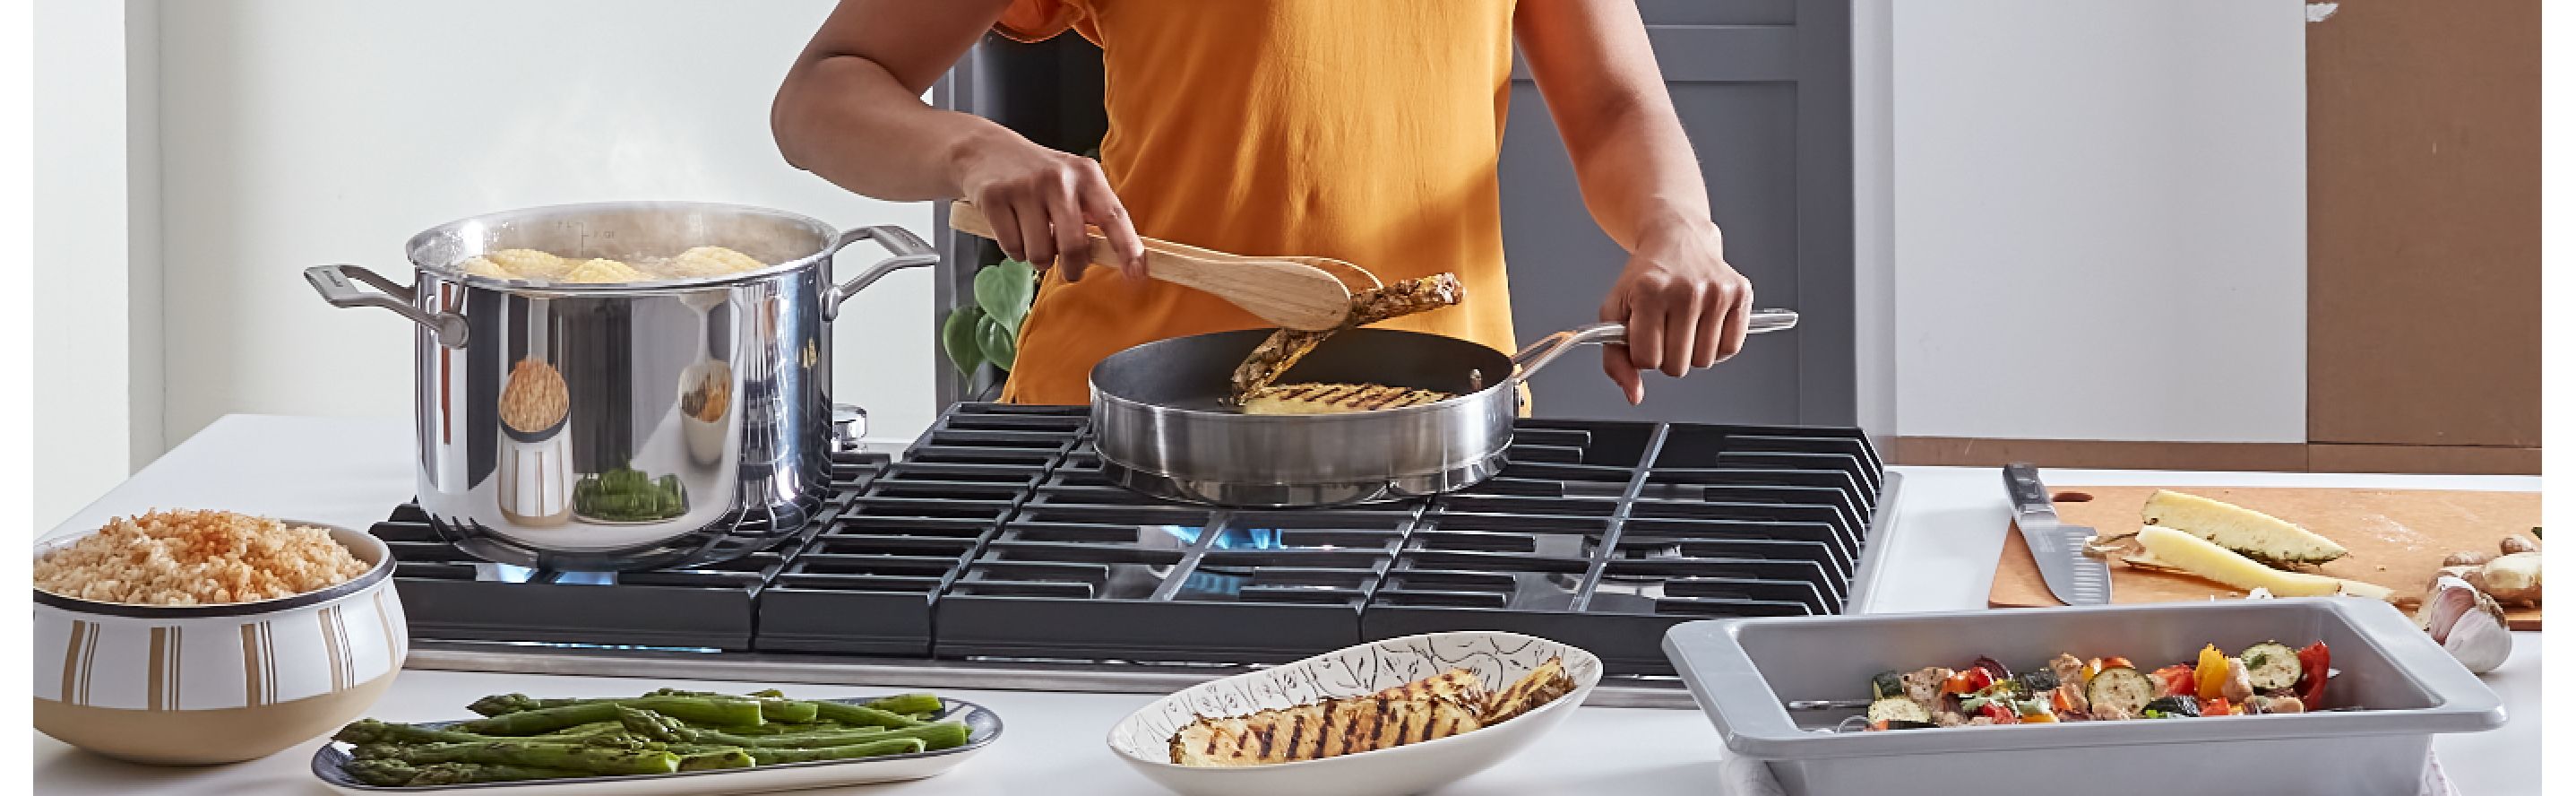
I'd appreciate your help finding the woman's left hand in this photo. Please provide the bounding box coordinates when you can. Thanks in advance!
[1597,220,1753,405]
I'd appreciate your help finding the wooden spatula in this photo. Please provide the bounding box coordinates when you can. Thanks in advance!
[948,201,1354,331]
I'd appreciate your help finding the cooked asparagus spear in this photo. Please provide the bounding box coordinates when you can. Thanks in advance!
[647,720,969,751]
[539,721,627,738]
[336,717,639,746]
[454,696,764,735]
[341,758,423,787]
[405,762,591,785]
[335,719,492,746]
[674,726,894,748]
[743,737,926,765]
[691,721,842,736]
[677,748,756,771]
[859,693,945,716]
[617,706,691,743]
[808,702,924,729]
[645,688,825,723]
[467,692,555,717]
[472,691,813,723]
[352,740,682,775]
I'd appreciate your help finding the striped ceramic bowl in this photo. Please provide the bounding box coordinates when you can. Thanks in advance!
[32,521,406,765]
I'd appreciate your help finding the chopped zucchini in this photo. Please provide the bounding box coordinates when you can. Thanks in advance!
[1869,671,1906,701]
[2085,666,2157,718]
[2239,642,2303,691]
[1866,696,1931,724]
[2143,695,2201,717]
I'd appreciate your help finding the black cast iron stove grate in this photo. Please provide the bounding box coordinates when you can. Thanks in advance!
[370,403,1884,677]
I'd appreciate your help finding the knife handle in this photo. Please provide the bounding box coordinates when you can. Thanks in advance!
[2003,463,2056,515]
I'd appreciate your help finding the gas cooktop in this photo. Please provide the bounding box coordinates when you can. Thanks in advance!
[374,403,1894,705]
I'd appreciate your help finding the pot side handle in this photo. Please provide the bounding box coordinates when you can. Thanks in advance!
[1506,308,1799,380]
[823,225,942,320]
[304,264,470,348]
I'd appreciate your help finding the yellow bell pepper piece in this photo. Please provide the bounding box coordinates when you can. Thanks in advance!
[2195,645,2228,700]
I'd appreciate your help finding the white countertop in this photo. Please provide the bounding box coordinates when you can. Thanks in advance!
[36,415,2545,795]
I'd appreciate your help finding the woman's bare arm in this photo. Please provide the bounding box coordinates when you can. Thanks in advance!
[1517,0,1753,403]
[773,0,1142,276]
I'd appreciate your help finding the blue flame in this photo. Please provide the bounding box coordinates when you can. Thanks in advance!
[1162,526,1285,550]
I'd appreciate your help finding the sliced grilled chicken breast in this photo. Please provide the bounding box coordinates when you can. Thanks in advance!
[1375,667,1488,704]
[1229,274,1466,400]
[1240,383,1455,415]
[1484,657,1576,723]
[1167,668,1497,766]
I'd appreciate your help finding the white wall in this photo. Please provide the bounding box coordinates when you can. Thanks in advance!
[152,0,937,468]
[1849,0,1897,449]
[1888,0,2308,442]
[32,0,159,530]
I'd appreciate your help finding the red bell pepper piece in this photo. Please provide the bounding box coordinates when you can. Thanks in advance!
[2296,643,2330,705]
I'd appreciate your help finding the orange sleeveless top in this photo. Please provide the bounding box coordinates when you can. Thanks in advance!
[993,0,1521,404]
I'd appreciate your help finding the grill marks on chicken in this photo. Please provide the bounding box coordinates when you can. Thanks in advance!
[1483,658,1575,723]
[1238,383,1456,415]
[1228,274,1465,403]
[1167,657,1579,767]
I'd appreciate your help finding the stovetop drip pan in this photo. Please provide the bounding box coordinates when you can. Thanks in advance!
[373,403,1890,678]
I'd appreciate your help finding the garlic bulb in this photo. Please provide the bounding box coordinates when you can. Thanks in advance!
[2442,610,2513,673]
[2418,575,2511,674]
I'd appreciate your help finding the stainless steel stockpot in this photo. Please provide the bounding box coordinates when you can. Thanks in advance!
[306,202,934,570]
[1090,310,1800,507]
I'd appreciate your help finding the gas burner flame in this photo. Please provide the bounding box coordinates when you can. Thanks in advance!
[476,564,616,585]
[1160,525,1288,550]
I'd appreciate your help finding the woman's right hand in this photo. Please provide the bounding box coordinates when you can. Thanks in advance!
[952,134,1146,281]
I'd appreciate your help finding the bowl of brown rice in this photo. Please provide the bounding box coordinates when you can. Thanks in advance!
[32,509,407,765]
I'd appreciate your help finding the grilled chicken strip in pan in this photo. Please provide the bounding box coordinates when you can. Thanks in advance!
[1228,273,1465,402]
[1237,383,1456,415]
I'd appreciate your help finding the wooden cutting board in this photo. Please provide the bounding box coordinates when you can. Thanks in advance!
[1989,486,2542,629]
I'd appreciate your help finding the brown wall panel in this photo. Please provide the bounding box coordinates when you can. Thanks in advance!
[2307,443,2541,476]
[2307,0,2540,446]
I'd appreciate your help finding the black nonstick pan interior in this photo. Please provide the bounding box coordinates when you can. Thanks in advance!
[1090,328,1516,412]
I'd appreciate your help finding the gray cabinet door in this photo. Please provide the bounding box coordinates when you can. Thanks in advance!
[1501,0,1853,426]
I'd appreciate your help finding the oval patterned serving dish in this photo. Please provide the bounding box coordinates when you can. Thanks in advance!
[1107,631,1601,796]
[33,521,408,765]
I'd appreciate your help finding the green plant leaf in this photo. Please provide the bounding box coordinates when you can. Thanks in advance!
[976,315,1019,371]
[940,306,987,377]
[975,259,1038,334]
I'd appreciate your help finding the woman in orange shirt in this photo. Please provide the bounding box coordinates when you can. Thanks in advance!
[775,0,1755,407]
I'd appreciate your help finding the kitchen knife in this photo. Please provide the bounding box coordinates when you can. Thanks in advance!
[2003,463,2114,606]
